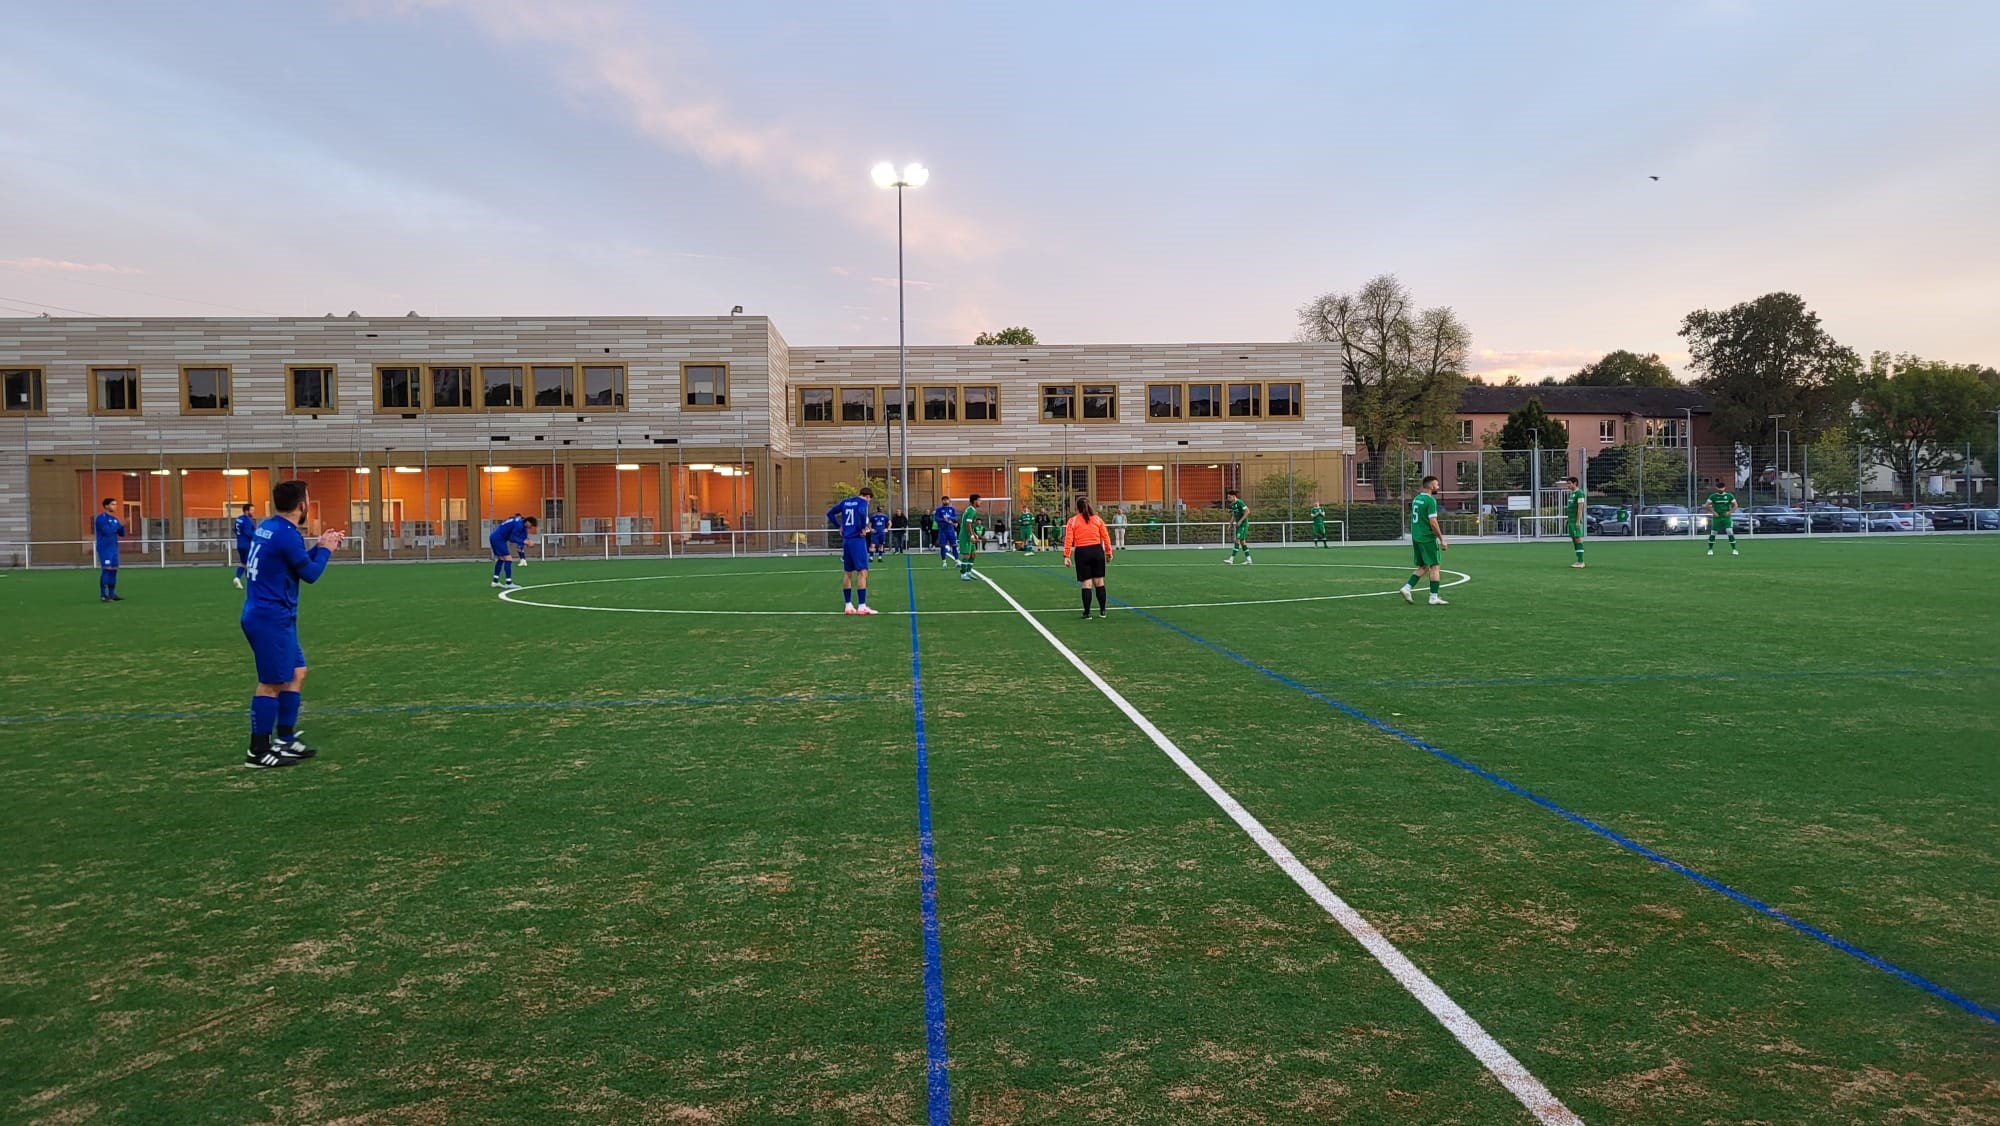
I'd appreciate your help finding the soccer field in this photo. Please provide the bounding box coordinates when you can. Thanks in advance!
[4,537,1997,1123]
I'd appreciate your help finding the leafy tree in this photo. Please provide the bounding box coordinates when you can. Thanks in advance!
[1253,471,1318,521]
[829,476,888,503]
[1566,350,1677,387]
[1851,353,2000,494]
[1803,426,1859,500]
[1587,442,1690,506]
[973,326,1037,346]
[1490,398,1571,493]
[1296,275,1470,493]
[1679,292,1860,446]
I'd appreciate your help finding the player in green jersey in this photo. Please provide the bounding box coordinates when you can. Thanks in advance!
[1704,487,1739,556]
[1017,508,1036,553]
[1399,475,1449,604]
[1223,488,1252,564]
[1562,475,1588,568]
[1309,502,1329,547]
[959,494,983,579]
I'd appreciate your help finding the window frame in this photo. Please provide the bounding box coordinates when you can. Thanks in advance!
[1079,383,1118,423]
[478,364,526,411]
[89,365,142,416]
[177,365,233,416]
[1458,418,1474,445]
[840,386,876,424]
[1264,381,1302,419]
[374,364,422,413]
[920,384,958,423]
[1145,382,1183,421]
[1598,419,1618,444]
[1225,381,1262,419]
[425,364,477,413]
[1,367,47,416]
[1186,382,1222,420]
[681,361,729,411]
[880,385,906,424]
[1039,382,1077,422]
[284,364,338,415]
[962,384,1000,423]
[577,363,627,411]
[798,386,836,425]
[1355,460,1378,486]
[529,363,574,410]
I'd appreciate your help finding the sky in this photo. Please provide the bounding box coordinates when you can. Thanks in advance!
[2,0,1995,382]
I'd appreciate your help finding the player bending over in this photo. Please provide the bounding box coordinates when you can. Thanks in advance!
[489,514,537,588]
[1400,475,1449,605]
[232,503,256,588]
[1704,487,1739,556]
[828,487,879,615]
[1223,488,1252,564]
[958,493,984,580]
[1562,475,1587,568]
[241,479,346,769]
[933,498,960,567]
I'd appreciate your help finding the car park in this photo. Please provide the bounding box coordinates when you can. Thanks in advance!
[1747,505,1806,533]
[1634,505,1710,536]
[1584,504,1623,534]
[1921,507,2000,531]
[1865,509,1932,532]
[1806,505,1865,532]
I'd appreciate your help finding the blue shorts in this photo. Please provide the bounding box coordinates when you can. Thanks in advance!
[242,615,307,684]
[235,545,250,565]
[99,554,120,568]
[491,540,524,559]
[937,530,958,549]
[842,537,871,572]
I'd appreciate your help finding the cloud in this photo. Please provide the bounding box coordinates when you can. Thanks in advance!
[0,257,144,275]
[368,0,1000,258]
[870,276,939,291]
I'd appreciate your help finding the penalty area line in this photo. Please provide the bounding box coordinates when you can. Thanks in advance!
[970,569,1581,1126]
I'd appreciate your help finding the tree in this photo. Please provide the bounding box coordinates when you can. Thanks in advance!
[1296,275,1470,495]
[1586,442,1689,506]
[1803,426,1859,500]
[1850,353,2000,495]
[1253,470,1318,522]
[1492,398,1571,491]
[830,476,888,503]
[973,326,1037,346]
[1679,292,1859,446]
[1566,350,1676,387]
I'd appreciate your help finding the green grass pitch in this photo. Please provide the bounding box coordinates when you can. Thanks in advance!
[3,536,1996,1122]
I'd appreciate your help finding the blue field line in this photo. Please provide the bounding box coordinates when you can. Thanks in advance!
[1011,558,2000,1027]
[0,691,894,726]
[1314,664,2000,693]
[901,557,954,1123]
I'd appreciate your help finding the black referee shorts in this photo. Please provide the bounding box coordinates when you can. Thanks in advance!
[1073,543,1107,582]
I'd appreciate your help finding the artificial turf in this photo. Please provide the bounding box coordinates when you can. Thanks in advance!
[2,535,1995,1122]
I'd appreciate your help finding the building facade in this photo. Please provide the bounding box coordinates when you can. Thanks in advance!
[0,316,1352,564]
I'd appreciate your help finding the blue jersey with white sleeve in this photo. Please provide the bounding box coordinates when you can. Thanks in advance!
[232,513,256,550]
[828,496,872,540]
[93,512,125,561]
[242,516,330,621]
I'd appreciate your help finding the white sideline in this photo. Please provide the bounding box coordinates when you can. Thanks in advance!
[972,569,1583,1126]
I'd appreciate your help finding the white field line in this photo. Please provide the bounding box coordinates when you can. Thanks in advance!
[972,568,1583,1126]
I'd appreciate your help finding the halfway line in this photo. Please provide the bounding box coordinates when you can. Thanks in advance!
[972,569,1581,1125]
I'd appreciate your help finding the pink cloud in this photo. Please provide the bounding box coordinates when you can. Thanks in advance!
[0,257,145,275]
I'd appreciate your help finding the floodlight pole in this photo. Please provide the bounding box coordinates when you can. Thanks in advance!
[896,182,908,512]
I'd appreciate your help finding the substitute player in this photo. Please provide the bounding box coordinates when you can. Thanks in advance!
[232,503,256,588]
[1704,486,1739,556]
[933,498,960,568]
[827,487,879,615]
[1399,475,1449,605]
[489,514,537,588]
[1063,495,1113,619]
[1309,501,1329,547]
[241,479,346,769]
[1562,475,1588,568]
[93,498,125,602]
[958,493,984,580]
[1223,488,1252,564]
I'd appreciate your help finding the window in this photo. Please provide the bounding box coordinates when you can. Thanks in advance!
[1459,419,1474,445]
[3,368,46,415]
[841,387,876,423]
[579,364,626,409]
[881,386,905,422]
[1266,382,1302,419]
[531,364,573,408]
[921,385,958,422]
[480,365,525,410]
[1040,383,1076,421]
[1646,418,1686,447]
[682,362,727,409]
[287,365,336,414]
[1599,419,1617,443]
[1355,461,1377,486]
[1187,382,1221,419]
[428,365,475,411]
[1226,382,1262,418]
[89,366,141,415]
[179,366,231,414]
[963,384,999,422]
[376,365,419,411]
[799,387,835,424]
[1147,383,1183,420]
[1081,383,1117,421]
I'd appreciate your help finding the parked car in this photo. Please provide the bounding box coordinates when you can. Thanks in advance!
[1806,505,1865,532]
[1865,509,1932,532]
[1921,507,2000,531]
[1585,504,1623,534]
[1634,505,1710,536]
[1747,505,1807,533]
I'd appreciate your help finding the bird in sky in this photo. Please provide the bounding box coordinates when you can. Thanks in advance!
[1648,175,1660,181]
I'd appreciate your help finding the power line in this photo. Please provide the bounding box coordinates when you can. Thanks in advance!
[0,294,108,317]
[0,268,283,316]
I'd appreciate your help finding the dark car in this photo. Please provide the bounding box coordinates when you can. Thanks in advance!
[1921,507,1999,531]
[1806,505,1865,532]
[1635,505,1709,536]
[1747,505,1807,533]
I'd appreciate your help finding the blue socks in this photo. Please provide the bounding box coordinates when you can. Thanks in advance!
[843,588,853,607]
[277,690,301,735]
[857,587,867,606]
[493,560,504,579]
[503,560,514,580]
[250,695,278,752]
[98,569,117,597]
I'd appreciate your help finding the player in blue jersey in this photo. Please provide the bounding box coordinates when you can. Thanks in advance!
[826,486,879,615]
[240,480,346,769]
[932,499,960,567]
[488,514,537,588]
[93,498,125,602]
[869,510,891,560]
[231,503,256,589]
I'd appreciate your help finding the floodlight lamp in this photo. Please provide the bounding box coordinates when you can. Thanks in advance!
[615,463,640,471]
[903,163,929,187]
[1146,465,1165,471]
[870,162,898,189]
[1019,466,1038,473]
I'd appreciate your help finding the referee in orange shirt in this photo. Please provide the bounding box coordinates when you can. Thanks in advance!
[1063,495,1114,619]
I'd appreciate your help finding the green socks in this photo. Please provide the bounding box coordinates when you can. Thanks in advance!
[1574,546,1584,562]
[1429,580,1440,595]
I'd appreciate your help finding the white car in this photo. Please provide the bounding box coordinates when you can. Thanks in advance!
[1865,510,1932,532]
